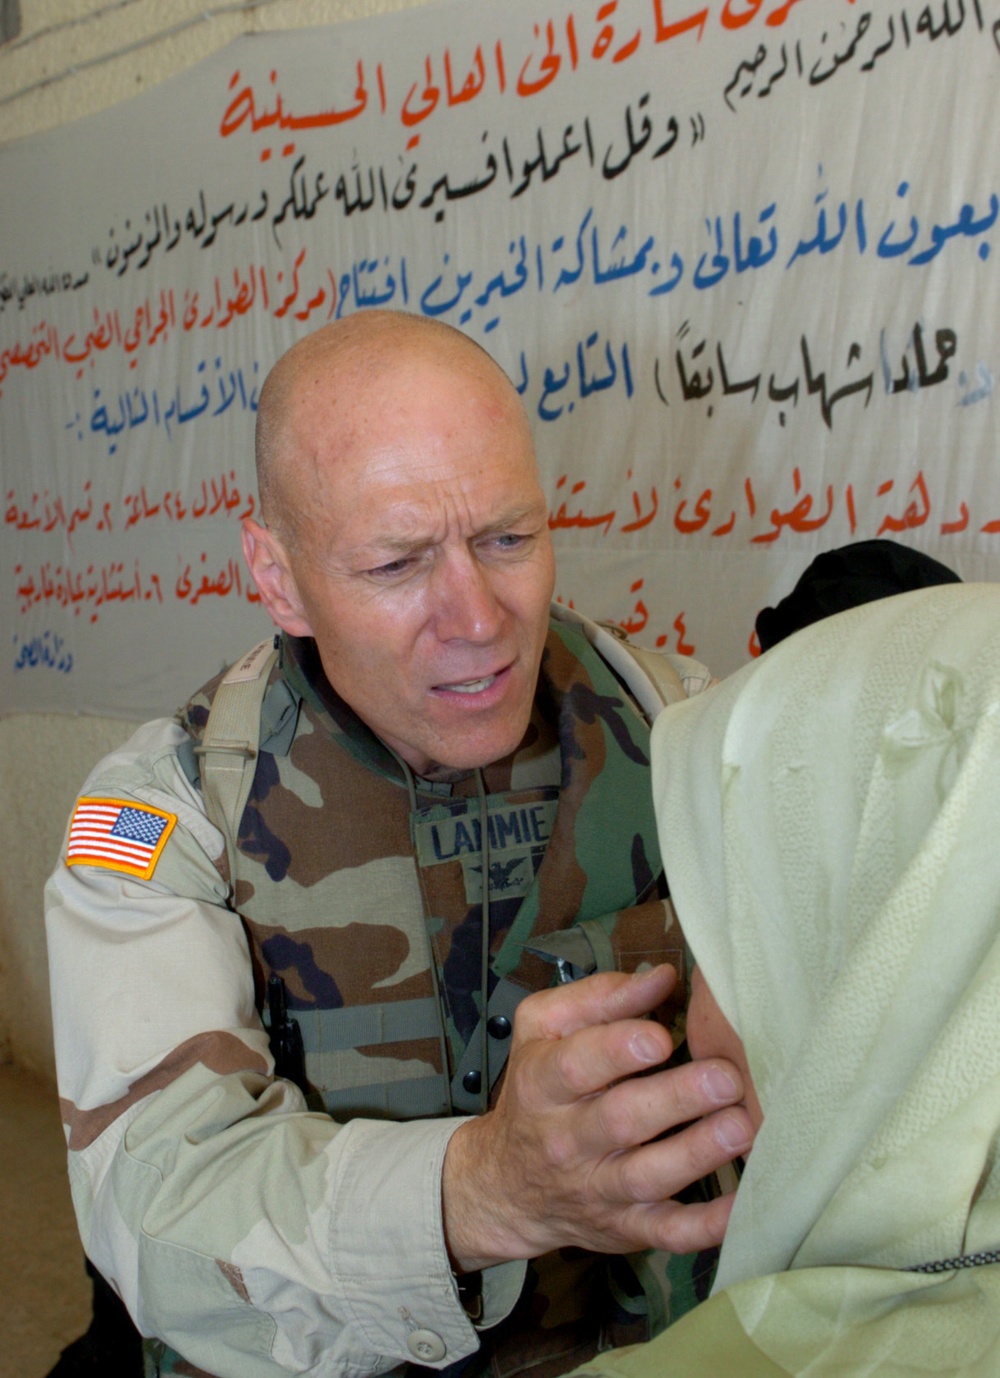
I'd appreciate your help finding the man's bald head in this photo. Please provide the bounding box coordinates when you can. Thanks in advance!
[242,309,554,775]
[255,312,530,549]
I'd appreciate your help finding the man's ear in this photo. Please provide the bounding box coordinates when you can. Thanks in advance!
[241,517,314,637]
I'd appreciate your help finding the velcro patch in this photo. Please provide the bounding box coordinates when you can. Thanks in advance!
[413,795,559,903]
[66,797,177,880]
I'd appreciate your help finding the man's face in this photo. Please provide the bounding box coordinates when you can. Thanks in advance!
[273,353,555,776]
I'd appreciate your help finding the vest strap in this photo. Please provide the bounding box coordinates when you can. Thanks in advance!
[449,976,528,1113]
[193,621,687,1121]
[194,638,278,880]
[322,1074,452,1121]
[277,1002,454,1119]
[549,604,688,718]
[294,997,442,1053]
[578,916,616,974]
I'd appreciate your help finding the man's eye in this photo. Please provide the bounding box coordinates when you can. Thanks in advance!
[492,533,528,551]
[368,557,413,579]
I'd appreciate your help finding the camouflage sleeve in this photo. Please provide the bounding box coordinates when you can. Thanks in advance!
[45,717,523,1378]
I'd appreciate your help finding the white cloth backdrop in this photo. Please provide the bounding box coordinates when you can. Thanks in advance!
[2,0,999,716]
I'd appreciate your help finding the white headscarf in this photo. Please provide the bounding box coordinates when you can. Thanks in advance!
[598,582,1000,1374]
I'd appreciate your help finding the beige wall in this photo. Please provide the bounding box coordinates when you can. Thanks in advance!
[0,713,137,1072]
[0,0,437,1078]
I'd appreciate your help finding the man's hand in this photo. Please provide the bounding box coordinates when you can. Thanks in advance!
[442,964,753,1271]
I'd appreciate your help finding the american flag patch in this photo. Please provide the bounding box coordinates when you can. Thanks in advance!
[66,797,177,880]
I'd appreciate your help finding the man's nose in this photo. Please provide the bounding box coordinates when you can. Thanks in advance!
[432,549,504,643]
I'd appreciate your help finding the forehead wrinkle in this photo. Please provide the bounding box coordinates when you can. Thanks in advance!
[342,483,545,586]
[265,320,540,559]
[344,499,546,563]
[257,309,531,493]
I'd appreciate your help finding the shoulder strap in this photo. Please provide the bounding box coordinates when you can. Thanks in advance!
[605,635,688,712]
[193,638,279,882]
[548,602,695,720]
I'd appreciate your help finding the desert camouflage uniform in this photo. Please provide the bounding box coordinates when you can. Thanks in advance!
[45,609,715,1378]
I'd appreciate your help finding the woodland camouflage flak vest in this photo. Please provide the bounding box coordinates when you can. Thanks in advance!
[166,609,718,1378]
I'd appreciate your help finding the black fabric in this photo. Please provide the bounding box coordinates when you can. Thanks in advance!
[45,1259,142,1378]
[755,539,961,652]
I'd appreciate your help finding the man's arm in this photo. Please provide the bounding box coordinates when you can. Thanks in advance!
[47,721,750,1378]
[46,719,490,1378]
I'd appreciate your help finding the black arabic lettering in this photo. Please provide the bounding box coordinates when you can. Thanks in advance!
[809,12,872,84]
[602,93,653,178]
[800,335,874,429]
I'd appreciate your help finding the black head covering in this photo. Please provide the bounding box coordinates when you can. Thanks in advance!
[755,539,961,653]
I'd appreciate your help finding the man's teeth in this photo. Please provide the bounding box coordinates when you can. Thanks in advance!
[443,675,496,693]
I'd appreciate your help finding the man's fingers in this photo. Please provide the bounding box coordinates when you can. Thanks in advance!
[514,965,678,1044]
[605,1102,754,1205]
[631,1191,737,1257]
[526,1014,676,1106]
[580,1056,747,1154]
[444,966,752,1269]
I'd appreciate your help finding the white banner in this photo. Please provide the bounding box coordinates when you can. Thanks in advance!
[2,0,999,716]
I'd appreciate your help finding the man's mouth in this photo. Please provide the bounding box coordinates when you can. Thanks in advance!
[435,674,497,694]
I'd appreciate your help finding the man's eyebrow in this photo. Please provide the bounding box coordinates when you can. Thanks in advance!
[473,504,547,535]
[347,536,431,564]
[347,504,547,564]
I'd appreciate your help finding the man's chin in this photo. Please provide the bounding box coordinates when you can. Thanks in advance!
[417,713,532,777]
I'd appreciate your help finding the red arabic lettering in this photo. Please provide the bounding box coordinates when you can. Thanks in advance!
[877,472,931,535]
[517,17,578,97]
[621,577,649,634]
[15,558,164,624]
[765,0,805,25]
[401,56,441,127]
[593,0,642,61]
[219,64,368,138]
[744,477,757,517]
[549,475,616,533]
[495,40,507,93]
[753,467,834,543]
[941,502,969,535]
[673,612,695,656]
[721,0,764,29]
[652,1,709,44]
[674,484,712,534]
[619,481,659,532]
[444,45,487,106]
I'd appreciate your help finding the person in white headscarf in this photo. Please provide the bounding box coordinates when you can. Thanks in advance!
[572,581,1000,1376]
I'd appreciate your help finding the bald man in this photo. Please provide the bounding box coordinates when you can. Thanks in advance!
[46,314,753,1378]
